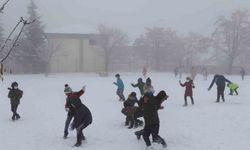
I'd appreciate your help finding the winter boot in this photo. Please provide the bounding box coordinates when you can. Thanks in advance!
[11,115,15,121]
[161,139,167,148]
[74,141,82,147]
[63,132,68,139]
[16,114,20,120]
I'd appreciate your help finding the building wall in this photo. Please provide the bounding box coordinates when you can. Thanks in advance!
[47,34,105,73]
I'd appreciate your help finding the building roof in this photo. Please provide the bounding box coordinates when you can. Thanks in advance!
[45,33,100,39]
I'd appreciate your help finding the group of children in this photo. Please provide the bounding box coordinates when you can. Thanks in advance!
[114,74,241,149]
[114,74,168,148]
[5,72,240,149]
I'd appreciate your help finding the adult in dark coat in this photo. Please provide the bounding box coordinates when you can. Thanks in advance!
[142,91,168,148]
[65,86,92,147]
[208,74,231,102]
[8,82,23,121]
[179,77,195,106]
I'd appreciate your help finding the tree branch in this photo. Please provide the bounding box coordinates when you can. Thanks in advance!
[0,0,11,13]
[0,17,35,62]
[0,18,22,53]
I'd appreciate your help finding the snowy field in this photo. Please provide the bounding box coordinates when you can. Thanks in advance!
[0,72,250,150]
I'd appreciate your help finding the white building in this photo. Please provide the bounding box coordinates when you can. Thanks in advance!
[46,33,105,73]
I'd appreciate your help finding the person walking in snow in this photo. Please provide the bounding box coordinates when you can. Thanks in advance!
[65,85,92,147]
[227,82,239,95]
[179,77,195,106]
[208,74,231,102]
[174,67,178,78]
[8,81,23,121]
[131,78,145,96]
[113,74,125,101]
[63,84,74,139]
[141,91,168,148]
[240,67,245,80]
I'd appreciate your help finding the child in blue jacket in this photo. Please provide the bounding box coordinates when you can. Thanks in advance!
[113,74,125,101]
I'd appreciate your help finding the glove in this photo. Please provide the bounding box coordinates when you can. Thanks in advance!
[65,107,70,112]
[82,86,86,91]
[208,87,211,91]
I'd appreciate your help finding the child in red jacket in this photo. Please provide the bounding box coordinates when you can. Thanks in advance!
[179,77,195,106]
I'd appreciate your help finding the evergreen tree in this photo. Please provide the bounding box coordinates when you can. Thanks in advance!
[17,0,46,73]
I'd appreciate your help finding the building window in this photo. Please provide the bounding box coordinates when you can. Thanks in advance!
[89,39,97,45]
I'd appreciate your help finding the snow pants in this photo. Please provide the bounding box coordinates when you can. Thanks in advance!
[143,124,166,147]
[217,85,225,102]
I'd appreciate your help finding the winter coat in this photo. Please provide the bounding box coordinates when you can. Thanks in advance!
[8,88,23,105]
[123,96,138,108]
[131,81,145,96]
[114,78,124,90]
[209,74,231,89]
[227,83,239,90]
[180,80,194,96]
[143,95,164,126]
[66,90,92,129]
[143,84,154,95]
[122,96,139,117]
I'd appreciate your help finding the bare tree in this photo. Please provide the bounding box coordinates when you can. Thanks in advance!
[0,17,35,63]
[97,24,128,73]
[212,10,250,74]
[134,27,182,71]
[181,33,211,71]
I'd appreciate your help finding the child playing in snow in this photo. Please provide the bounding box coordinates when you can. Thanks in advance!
[179,77,195,106]
[122,92,140,129]
[227,82,239,95]
[143,77,154,96]
[131,78,145,96]
[113,74,125,101]
[8,82,23,121]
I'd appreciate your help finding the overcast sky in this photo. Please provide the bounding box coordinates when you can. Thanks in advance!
[1,0,250,41]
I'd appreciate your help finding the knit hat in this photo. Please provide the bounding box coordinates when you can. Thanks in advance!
[64,84,72,94]
[146,77,151,85]
[130,92,136,97]
[11,81,18,88]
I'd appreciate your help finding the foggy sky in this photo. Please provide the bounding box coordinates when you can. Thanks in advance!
[1,0,250,41]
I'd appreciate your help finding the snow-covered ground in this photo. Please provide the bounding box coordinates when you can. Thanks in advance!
[0,72,249,150]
